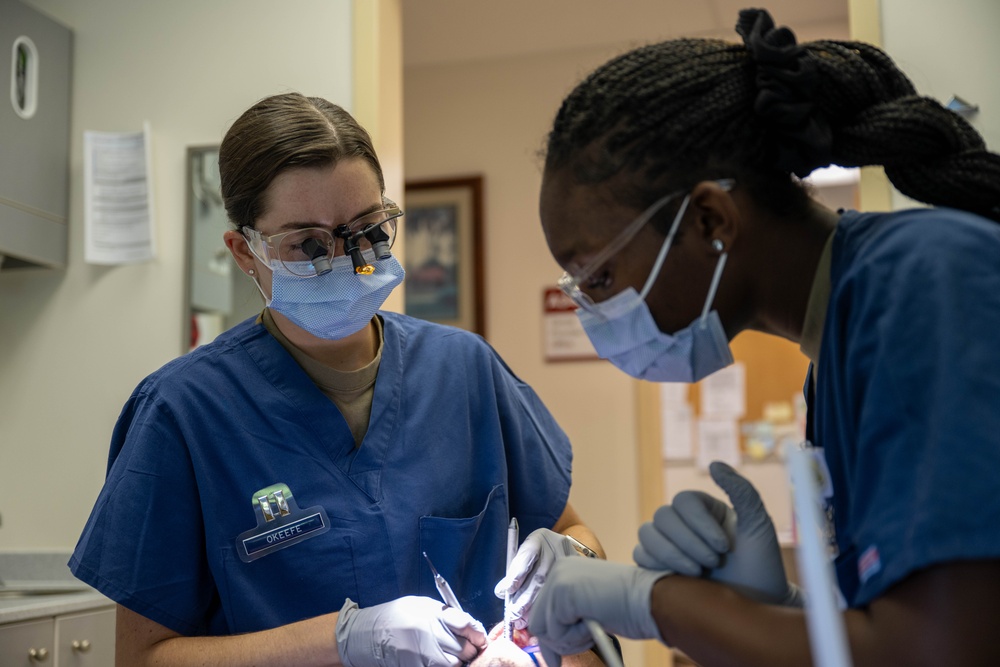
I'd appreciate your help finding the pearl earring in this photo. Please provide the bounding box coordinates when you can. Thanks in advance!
[712,239,725,252]
[248,269,255,276]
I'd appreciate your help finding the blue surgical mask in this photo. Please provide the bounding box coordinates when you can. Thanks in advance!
[254,249,404,340]
[577,196,734,383]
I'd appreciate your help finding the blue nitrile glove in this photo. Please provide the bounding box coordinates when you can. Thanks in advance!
[633,461,803,607]
[336,596,487,667]
[528,558,670,667]
[494,528,572,629]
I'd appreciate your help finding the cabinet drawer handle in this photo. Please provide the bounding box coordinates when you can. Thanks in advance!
[73,639,92,652]
[28,646,49,662]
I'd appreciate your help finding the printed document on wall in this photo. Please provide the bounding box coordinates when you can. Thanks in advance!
[699,362,746,418]
[696,417,741,471]
[661,383,694,460]
[84,122,157,264]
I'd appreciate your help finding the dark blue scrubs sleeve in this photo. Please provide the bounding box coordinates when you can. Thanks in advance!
[826,209,1000,606]
[70,386,217,636]
[489,348,573,534]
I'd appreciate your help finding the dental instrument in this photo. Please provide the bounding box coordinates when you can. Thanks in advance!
[504,517,519,640]
[559,537,624,667]
[564,534,599,559]
[423,551,464,612]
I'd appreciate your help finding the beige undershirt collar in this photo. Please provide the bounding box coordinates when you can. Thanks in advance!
[261,309,382,445]
[798,229,836,370]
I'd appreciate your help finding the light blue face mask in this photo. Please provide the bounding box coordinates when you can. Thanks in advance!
[576,195,734,383]
[255,249,404,340]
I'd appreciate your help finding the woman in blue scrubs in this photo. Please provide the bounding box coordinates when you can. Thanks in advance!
[70,93,605,667]
[528,8,1000,666]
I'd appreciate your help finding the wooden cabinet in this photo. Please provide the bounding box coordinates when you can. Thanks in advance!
[0,606,114,666]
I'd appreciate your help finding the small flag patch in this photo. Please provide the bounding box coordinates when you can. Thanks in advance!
[858,545,881,583]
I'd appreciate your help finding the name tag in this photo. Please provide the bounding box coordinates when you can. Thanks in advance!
[235,483,330,563]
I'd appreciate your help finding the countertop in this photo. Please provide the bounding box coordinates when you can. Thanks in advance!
[0,589,113,625]
[0,550,114,625]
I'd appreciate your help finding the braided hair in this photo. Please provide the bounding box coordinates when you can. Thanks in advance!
[544,8,1000,223]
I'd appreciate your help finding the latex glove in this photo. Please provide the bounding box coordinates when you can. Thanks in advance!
[494,528,571,629]
[528,558,669,667]
[336,596,487,667]
[633,461,803,606]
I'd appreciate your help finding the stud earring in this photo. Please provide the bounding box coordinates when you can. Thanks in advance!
[248,269,255,276]
[712,239,725,252]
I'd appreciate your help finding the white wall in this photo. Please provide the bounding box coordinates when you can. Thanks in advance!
[0,0,354,548]
[880,0,1000,210]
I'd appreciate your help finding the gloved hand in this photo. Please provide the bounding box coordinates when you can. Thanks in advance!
[633,461,803,607]
[336,596,487,667]
[494,528,572,629]
[528,558,670,667]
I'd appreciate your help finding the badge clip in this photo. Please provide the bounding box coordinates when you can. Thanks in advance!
[235,483,330,563]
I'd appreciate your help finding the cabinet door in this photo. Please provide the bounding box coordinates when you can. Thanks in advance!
[55,607,115,667]
[0,617,56,666]
[0,0,72,268]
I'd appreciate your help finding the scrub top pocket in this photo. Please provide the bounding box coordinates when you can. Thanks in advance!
[418,484,508,626]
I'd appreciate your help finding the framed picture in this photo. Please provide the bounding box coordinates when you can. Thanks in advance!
[403,176,485,336]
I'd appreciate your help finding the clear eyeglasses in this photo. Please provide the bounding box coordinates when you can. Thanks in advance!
[556,179,734,310]
[243,200,404,277]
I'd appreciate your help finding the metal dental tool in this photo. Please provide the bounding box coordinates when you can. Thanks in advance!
[559,537,625,667]
[504,517,519,640]
[423,552,464,612]
[564,534,599,559]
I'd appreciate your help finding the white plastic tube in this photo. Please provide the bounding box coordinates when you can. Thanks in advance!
[785,444,853,667]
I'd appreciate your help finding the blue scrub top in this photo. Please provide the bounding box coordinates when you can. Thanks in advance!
[809,207,1000,607]
[69,312,572,635]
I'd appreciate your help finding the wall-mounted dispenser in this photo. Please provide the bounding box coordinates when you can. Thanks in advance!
[0,0,72,270]
[11,35,38,119]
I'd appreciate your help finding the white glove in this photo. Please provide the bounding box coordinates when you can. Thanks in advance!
[633,461,803,606]
[494,528,571,629]
[336,596,487,667]
[528,558,669,667]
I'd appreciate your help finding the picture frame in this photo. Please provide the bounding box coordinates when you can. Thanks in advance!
[402,176,485,336]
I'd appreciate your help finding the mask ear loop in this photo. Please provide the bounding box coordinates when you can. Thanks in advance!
[247,269,272,307]
[699,240,728,323]
[639,194,691,300]
[242,233,274,306]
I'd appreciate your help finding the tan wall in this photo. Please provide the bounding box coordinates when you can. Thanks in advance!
[354,0,405,313]
[0,0,355,549]
[404,49,644,665]
[404,42,642,555]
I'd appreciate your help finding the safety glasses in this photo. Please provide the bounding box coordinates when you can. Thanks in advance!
[244,200,404,277]
[556,179,734,310]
